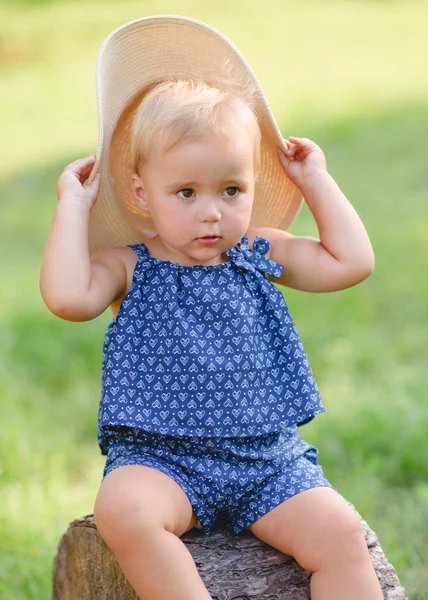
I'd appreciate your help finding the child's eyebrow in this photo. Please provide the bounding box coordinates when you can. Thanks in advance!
[165,177,249,191]
[165,181,198,191]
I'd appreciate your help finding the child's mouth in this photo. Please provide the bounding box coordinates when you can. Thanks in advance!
[196,236,221,246]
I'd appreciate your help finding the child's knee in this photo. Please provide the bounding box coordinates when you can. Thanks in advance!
[94,464,195,544]
[313,505,368,571]
[282,492,367,573]
[94,469,153,542]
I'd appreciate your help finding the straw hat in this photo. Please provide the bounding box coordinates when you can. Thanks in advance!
[86,15,303,254]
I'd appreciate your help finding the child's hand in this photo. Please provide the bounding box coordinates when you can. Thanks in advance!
[277,137,327,189]
[56,155,101,210]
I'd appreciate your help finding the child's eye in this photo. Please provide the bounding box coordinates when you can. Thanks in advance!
[178,188,195,199]
[224,187,240,198]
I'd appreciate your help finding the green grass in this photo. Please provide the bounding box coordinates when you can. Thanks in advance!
[1,1,428,598]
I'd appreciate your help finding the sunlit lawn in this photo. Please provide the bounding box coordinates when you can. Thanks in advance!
[1,1,428,598]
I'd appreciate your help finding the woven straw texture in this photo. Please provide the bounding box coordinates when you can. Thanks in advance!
[87,16,302,254]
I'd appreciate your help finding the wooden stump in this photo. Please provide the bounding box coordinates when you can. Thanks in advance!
[52,506,408,599]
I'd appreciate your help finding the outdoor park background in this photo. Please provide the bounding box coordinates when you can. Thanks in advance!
[1,0,427,597]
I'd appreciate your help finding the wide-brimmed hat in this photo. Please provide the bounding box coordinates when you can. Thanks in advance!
[86,15,303,254]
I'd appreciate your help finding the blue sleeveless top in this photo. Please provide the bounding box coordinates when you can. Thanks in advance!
[98,233,325,454]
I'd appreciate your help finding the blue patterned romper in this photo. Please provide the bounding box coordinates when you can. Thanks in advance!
[99,233,332,534]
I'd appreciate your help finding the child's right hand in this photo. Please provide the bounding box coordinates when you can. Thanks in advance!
[42,153,130,322]
[56,155,101,210]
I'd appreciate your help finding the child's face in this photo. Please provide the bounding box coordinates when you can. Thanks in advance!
[131,126,257,266]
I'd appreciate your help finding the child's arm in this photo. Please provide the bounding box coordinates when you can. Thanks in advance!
[40,155,131,322]
[263,137,375,292]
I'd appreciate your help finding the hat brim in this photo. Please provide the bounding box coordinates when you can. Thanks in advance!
[87,15,303,254]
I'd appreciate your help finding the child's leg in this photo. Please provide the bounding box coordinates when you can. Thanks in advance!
[248,487,383,600]
[94,464,212,600]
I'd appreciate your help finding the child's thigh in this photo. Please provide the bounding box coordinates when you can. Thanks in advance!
[248,487,363,570]
[94,464,198,540]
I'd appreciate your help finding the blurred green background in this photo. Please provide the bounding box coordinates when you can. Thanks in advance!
[1,0,428,598]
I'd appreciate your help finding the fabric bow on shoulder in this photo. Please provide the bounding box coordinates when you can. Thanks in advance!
[225,234,284,278]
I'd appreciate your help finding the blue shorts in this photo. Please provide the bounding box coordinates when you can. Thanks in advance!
[102,425,332,535]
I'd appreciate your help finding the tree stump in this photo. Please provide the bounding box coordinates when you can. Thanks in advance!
[52,505,408,599]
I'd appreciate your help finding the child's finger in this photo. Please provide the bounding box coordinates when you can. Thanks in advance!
[288,136,316,149]
[81,160,97,178]
[277,147,293,167]
[63,155,96,175]
[68,155,95,167]
[285,143,296,159]
[63,158,97,185]
[84,173,101,194]
[277,147,288,164]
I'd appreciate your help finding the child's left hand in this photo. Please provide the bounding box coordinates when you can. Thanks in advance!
[277,137,327,189]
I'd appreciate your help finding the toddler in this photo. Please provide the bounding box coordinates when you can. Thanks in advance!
[40,16,383,600]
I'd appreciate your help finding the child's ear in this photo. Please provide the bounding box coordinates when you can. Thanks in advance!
[131,173,149,212]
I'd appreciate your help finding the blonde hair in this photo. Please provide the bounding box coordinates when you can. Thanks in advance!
[130,78,261,173]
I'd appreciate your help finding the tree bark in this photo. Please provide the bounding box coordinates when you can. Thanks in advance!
[52,505,408,599]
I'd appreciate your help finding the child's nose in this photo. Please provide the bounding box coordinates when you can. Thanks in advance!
[197,198,221,222]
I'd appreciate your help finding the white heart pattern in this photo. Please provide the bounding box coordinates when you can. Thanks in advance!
[98,234,325,453]
[102,426,333,534]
